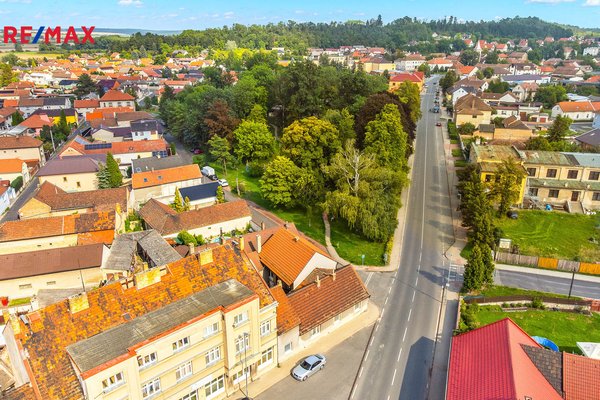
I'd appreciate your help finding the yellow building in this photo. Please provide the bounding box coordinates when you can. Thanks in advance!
[469,144,527,205]
[3,244,279,400]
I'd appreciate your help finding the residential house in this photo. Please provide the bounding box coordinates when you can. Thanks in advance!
[454,94,493,127]
[74,99,99,119]
[16,97,44,118]
[0,107,23,130]
[357,57,395,73]
[475,116,534,142]
[98,90,135,109]
[0,243,108,299]
[139,199,252,240]
[394,54,426,71]
[131,154,186,174]
[90,126,133,142]
[450,86,478,106]
[37,155,103,192]
[501,74,552,85]
[594,112,600,129]
[130,119,162,141]
[480,91,518,105]
[41,96,72,110]
[131,164,203,205]
[552,101,600,121]
[0,211,116,255]
[179,182,220,209]
[31,108,78,126]
[269,285,301,362]
[103,229,181,280]
[447,318,600,400]
[18,181,130,219]
[468,144,527,205]
[19,113,53,136]
[0,158,30,185]
[59,137,168,171]
[512,82,539,102]
[2,243,279,400]
[427,58,454,70]
[388,72,424,91]
[0,136,45,165]
[575,128,600,150]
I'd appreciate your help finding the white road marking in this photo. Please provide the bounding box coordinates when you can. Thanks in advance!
[408,308,412,322]
[391,368,397,385]
[350,386,357,399]
[381,308,386,318]
[415,276,419,286]
[359,366,364,378]
[365,349,370,361]
[388,286,392,294]
[364,271,374,286]
[369,336,374,347]
[384,297,388,305]
[397,347,403,362]
[412,290,416,302]
[402,327,408,342]
[375,322,380,332]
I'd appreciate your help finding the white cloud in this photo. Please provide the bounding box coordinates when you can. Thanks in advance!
[526,0,574,3]
[223,11,234,18]
[583,0,600,6]
[118,0,143,6]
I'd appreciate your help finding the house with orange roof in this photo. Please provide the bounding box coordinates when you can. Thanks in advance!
[458,65,478,78]
[0,158,30,184]
[1,243,279,400]
[427,57,454,70]
[98,89,135,109]
[131,164,203,205]
[552,101,600,121]
[0,107,22,129]
[0,210,116,255]
[0,136,45,164]
[19,113,53,136]
[74,99,100,118]
[388,72,424,91]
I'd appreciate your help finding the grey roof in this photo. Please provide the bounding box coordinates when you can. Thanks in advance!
[575,129,600,147]
[31,108,76,118]
[37,156,102,176]
[42,97,68,106]
[521,345,563,397]
[66,279,254,373]
[528,177,600,191]
[502,74,548,82]
[478,124,495,133]
[179,182,219,202]
[130,119,161,133]
[105,230,181,271]
[131,154,185,174]
[565,151,600,168]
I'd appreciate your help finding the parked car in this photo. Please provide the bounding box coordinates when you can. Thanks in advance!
[193,148,203,154]
[507,211,518,219]
[436,122,442,127]
[292,354,326,381]
[201,166,215,177]
[218,179,229,187]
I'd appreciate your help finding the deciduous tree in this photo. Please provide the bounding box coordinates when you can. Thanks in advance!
[208,135,235,175]
[260,156,306,208]
[489,158,526,216]
[363,104,408,170]
[281,117,340,170]
[233,120,276,163]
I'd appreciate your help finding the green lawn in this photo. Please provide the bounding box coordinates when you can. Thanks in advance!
[209,162,385,264]
[477,285,577,299]
[475,305,600,353]
[8,297,31,307]
[496,210,600,262]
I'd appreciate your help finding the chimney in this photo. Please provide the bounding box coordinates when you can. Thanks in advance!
[239,236,245,251]
[316,275,321,288]
[256,235,262,253]
[332,270,336,281]
[294,236,299,242]
[260,221,265,231]
[68,293,90,314]
[199,248,213,266]
[188,242,195,255]
[134,268,162,289]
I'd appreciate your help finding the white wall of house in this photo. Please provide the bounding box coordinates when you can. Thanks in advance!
[131,130,153,141]
[163,215,252,240]
[293,253,338,289]
[133,178,203,205]
[551,106,595,121]
[277,326,300,363]
[452,88,469,106]
[0,187,15,215]
[99,100,135,109]
[594,113,600,129]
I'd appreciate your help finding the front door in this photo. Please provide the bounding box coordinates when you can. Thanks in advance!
[571,191,580,202]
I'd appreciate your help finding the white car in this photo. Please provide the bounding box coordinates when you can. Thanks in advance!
[291,354,326,381]
[218,179,229,187]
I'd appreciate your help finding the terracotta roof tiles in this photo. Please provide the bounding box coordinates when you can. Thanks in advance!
[31,181,128,213]
[270,285,301,334]
[131,164,201,189]
[563,352,600,400]
[99,89,134,102]
[0,136,43,150]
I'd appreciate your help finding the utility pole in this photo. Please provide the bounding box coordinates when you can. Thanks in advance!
[568,269,576,298]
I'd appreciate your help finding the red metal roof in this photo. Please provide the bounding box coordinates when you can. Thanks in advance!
[447,318,563,400]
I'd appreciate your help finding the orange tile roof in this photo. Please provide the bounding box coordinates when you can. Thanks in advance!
[0,158,24,174]
[73,99,99,108]
[259,227,331,287]
[31,181,128,214]
[62,138,167,158]
[287,265,369,334]
[139,198,251,236]
[270,285,300,334]
[99,89,134,102]
[132,164,201,189]
[563,352,600,400]
[557,101,600,113]
[0,211,115,242]
[0,136,43,149]
[19,114,53,129]
[13,243,274,400]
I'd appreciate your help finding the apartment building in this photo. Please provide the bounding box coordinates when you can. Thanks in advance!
[3,244,278,400]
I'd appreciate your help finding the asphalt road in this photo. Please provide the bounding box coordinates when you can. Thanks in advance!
[495,268,600,299]
[1,177,38,222]
[351,77,455,400]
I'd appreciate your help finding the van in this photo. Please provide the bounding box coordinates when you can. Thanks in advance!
[201,166,215,177]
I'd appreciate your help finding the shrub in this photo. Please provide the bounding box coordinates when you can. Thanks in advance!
[170,142,176,155]
[192,154,205,165]
[531,297,545,309]
[247,161,265,178]
[10,176,23,191]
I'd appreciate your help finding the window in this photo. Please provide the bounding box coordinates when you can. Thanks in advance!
[235,334,250,354]
[526,168,536,177]
[143,178,148,182]
[546,169,557,178]
[310,326,321,337]
[231,367,250,384]
[528,188,539,197]
[102,372,125,393]
[334,314,342,323]
[549,189,560,198]
[567,170,578,179]
[284,342,293,353]
[141,378,161,399]
[260,320,271,337]
[175,361,193,382]
[205,346,221,366]
[172,336,190,352]
[233,311,248,327]
[590,171,600,181]
[76,181,81,188]
[63,176,67,182]
[137,352,157,369]
[593,192,600,201]
[484,174,492,182]
[19,284,32,290]
[204,375,225,399]
[257,347,274,369]
[203,322,218,338]
[178,391,198,400]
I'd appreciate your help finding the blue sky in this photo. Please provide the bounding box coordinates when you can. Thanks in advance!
[0,0,599,31]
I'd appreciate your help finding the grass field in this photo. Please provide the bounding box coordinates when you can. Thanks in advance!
[210,162,385,265]
[477,285,577,299]
[7,52,63,59]
[496,210,600,262]
[475,305,600,353]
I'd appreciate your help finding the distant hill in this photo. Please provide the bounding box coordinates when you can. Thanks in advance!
[94,28,182,36]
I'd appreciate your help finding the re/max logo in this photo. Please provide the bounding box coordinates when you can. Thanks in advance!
[2,26,95,44]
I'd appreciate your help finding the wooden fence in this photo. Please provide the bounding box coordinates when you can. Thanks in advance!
[495,251,600,275]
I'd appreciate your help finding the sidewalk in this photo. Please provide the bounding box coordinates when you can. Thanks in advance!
[229,301,380,399]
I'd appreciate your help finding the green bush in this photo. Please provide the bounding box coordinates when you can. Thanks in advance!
[247,161,265,178]
[531,297,545,310]
[192,154,205,165]
[10,176,23,191]
[170,142,176,155]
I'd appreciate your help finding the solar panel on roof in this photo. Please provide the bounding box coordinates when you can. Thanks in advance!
[84,143,112,150]
[74,137,88,145]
